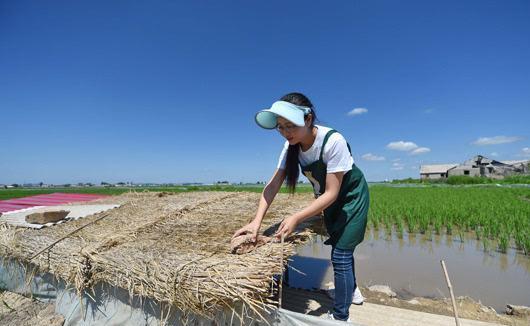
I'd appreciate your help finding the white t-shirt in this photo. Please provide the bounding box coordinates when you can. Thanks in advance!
[277,125,354,173]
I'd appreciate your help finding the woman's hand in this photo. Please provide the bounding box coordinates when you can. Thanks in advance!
[232,220,261,242]
[275,215,299,239]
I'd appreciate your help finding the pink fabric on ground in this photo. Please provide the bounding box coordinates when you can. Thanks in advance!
[0,193,108,213]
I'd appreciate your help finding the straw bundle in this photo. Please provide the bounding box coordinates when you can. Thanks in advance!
[0,191,316,320]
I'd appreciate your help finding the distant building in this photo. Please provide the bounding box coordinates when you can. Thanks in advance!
[420,155,530,180]
[420,164,458,180]
[449,155,529,179]
[501,160,530,173]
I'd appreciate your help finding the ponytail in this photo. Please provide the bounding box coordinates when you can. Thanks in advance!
[280,92,318,194]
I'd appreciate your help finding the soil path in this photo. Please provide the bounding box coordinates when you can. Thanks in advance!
[282,287,528,326]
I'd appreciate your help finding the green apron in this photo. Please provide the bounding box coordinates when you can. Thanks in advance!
[301,129,370,250]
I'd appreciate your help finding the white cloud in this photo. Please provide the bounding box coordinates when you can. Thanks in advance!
[386,141,418,151]
[392,158,401,162]
[490,152,498,157]
[423,108,435,114]
[391,162,405,170]
[472,136,523,146]
[410,147,431,155]
[391,164,404,171]
[410,166,418,170]
[347,108,368,116]
[362,153,385,161]
[522,147,530,157]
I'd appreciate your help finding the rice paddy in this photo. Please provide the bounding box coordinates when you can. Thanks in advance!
[367,186,530,255]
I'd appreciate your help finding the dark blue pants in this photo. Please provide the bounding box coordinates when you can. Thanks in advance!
[331,246,356,321]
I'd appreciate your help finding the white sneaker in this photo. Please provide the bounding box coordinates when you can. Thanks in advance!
[327,312,351,322]
[326,286,364,305]
[352,287,364,305]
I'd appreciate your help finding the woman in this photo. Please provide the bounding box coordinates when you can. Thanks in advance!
[232,92,370,322]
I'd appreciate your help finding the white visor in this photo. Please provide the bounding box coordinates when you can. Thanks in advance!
[255,101,311,129]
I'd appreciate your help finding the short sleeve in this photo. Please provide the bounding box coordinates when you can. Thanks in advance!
[277,141,289,170]
[323,133,354,173]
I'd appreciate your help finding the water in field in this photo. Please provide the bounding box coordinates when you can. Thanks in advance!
[287,229,530,312]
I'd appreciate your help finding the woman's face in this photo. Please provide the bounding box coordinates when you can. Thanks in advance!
[276,116,311,145]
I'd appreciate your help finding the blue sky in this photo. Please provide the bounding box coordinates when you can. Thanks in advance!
[1,0,529,184]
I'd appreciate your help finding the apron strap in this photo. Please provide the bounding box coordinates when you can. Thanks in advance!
[319,130,337,161]
[319,129,352,161]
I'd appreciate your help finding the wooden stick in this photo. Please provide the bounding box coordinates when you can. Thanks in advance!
[278,234,285,309]
[29,213,109,261]
[441,260,460,326]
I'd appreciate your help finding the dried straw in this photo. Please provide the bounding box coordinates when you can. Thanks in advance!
[0,191,315,321]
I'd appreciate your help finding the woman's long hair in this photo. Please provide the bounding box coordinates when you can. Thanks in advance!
[280,92,318,194]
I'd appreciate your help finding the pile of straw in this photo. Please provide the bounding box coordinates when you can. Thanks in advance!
[0,191,316,320]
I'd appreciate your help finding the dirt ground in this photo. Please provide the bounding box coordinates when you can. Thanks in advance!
[2,287,528,326]
[281,286,529,326]
[0,291,64,326]
[359,286,529,325]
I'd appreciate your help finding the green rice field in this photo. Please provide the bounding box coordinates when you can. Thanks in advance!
[1,184,529,254]
[368,185,530,255]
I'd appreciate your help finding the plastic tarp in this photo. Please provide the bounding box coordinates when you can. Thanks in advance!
[0,193,109,213]
[0,258,360,325]
[1,204,120,229]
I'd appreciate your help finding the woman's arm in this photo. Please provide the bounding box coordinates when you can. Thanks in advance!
[253,168,286,224]
[232,168,286,240]
[275,171,344,237]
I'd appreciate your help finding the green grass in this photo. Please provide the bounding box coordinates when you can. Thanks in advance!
[0,184,315,200]
[391,175,530,185]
